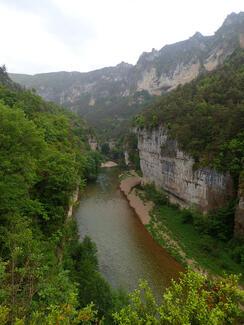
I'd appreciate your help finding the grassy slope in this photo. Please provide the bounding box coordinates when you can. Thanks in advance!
[146,203,244,283]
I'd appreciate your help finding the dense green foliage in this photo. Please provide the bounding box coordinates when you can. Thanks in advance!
[0,70,125,323]
[114,270,244,324]
[76,91,155,140]
[131,50,244,281]
[138,183,244,281]
[133,49,244,185]
[123,133,141,171]
[1,48,244,323]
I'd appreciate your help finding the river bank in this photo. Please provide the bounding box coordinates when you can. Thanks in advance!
[119,172,188,267]
[101,161,118,168]
[75,168,183,294]
[120,173,153,225]
[119,172,244,283]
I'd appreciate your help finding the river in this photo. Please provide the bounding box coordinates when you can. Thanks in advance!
[75,168,183,295]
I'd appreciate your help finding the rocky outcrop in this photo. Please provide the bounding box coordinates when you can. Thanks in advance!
[101,161,118,168]
[134,13,244,95]
[136,60,202,95]
[67,185,79,218]
[10,13,244,127]
[124,151,130,166]
[137,127,234,212]
[88,136,98,151]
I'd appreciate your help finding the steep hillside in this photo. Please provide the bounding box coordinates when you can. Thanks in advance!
[0,65,20,90]
[10,12,244,136]
[0,70,126,322]
[133,49,244,237]
[135,12,244,94]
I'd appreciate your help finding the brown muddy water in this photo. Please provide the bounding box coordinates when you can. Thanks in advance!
[75,168,183,295]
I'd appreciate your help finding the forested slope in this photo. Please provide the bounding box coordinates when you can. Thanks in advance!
[134,49,244,188]
[10,12,244,140]
[0,66,243,324]
[0,66,125,323]
[131,49,244,280]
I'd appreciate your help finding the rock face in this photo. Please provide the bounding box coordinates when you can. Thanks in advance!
[67,186,79,218]
[137,127,234,212]
[88,136,98,151]
[10,12,244,127]
[124,151,130,166]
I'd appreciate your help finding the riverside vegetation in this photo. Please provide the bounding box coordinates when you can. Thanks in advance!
[133,49,244,187]
[132,50,244,277]
[0,62,243,323]
[137,183,244,281]
[0,66,127,323]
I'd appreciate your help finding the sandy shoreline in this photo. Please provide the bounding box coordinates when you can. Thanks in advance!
[101,161,118,168]
[120,174,153,225]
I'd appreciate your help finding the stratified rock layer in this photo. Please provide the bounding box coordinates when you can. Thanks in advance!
[137,127,233,212]
[10,13,244,126]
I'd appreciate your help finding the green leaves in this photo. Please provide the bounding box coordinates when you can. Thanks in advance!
[0,103,45,218]
[137,49,244,183]
[114,270,244,325]
[0,72,105,322]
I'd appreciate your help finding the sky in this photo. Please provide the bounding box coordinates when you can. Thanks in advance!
[0,0,243,74]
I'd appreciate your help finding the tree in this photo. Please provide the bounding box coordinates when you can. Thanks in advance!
[113,270,244,324]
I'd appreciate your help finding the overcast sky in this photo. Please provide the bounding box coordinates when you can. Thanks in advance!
[0,0,243,74]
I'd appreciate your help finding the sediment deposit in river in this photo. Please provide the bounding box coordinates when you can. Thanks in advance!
[120,173,153,225]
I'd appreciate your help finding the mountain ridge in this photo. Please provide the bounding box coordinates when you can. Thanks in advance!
[10,12,244,135]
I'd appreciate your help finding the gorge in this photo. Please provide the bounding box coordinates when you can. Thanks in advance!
[0,9,243,324]
[7,11,244,276]
[10,12,244,138]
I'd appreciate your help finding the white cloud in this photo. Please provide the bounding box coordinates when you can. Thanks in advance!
[0,0,243,74]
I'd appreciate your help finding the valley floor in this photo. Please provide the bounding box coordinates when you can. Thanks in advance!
[120,172,244,284]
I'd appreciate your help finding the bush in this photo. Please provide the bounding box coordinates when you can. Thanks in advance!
[192,201,236,241]
[229,239,244,267]
[113,270,244,324]
[181,209,194,224]
[199,235,219,257]
[143,183,169,206]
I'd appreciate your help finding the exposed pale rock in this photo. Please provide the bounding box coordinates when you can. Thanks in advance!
[137,127,234,212]
[67,186,79,218]
[240,33,244,48]
[88,137,98,151]
[136,61,201,94]
[89,97,96,106]
[124,151,130,166]
[108,140,116,150]
[204,48,224,71]
[9,13,244,128]
[158,61,201,91]
[137,67,161,95]
[101,161,118,168]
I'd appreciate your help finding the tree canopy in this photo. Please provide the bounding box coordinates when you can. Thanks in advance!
[133,49,244,186]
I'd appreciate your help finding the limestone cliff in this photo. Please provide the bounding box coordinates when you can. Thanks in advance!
[137,127,233,212]
[10,12,244,130]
